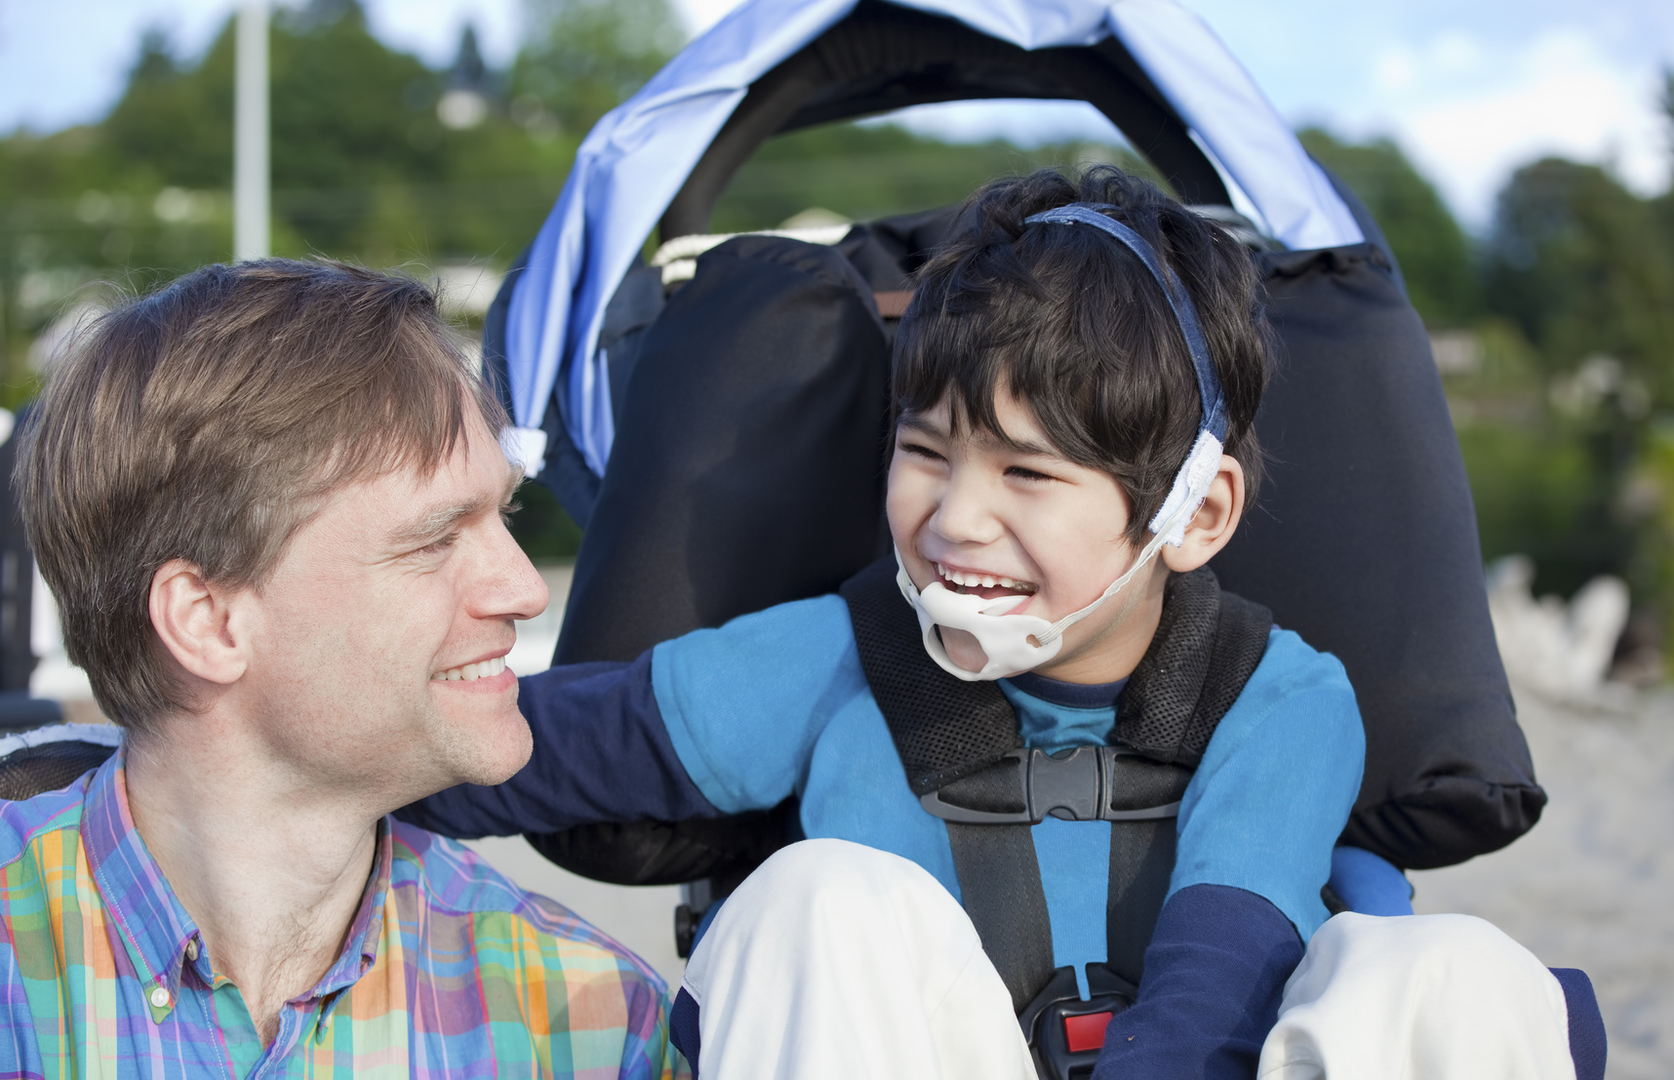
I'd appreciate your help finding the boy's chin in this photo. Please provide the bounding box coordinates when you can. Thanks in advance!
[938,627,992,675]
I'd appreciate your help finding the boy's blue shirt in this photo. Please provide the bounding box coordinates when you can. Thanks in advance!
[651,594,1364,968]
[400,587,1369,1078]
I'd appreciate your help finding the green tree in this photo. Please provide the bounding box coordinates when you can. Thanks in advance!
[1484,158,1674,399]
[512,0,686,138]
[1298,128,1478,327]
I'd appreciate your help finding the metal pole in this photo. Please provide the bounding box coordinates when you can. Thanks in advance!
[234,0,270,261]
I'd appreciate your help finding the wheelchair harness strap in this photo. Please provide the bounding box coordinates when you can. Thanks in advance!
[840,558,1273,1012]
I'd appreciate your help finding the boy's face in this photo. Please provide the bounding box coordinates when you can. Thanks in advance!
[887,389,1169,684]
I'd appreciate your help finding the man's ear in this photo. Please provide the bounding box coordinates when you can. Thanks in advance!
[1160,455,1245,573]
[149,559,249,688]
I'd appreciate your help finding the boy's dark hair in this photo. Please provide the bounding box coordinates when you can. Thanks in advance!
[17,259,503,734]
[895,166,1273,541]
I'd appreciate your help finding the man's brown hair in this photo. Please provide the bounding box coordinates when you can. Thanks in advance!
[17,259,506,734]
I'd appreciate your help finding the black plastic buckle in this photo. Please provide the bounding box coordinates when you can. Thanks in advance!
[1019,965,1137,1080]
[921,747,1182,824]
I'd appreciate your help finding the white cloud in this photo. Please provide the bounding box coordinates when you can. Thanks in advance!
[673,0,747,37]
[1374,48,1418,92]
[1385,29,1670,227]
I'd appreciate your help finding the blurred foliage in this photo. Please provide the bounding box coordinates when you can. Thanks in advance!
[713,127,1155,232]
[508,476,585,561]
[1483,159,1674,399]
[1299,127,1479,328]
[513,0,684,138]
[5,0,1674,656]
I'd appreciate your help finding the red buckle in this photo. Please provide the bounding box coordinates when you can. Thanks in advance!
[1062,1011,1114,1054]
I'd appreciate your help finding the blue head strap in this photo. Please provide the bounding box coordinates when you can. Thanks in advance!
[1022,204,1228,441]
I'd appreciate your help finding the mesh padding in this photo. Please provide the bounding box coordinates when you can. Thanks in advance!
[0,741,115,801]
[1117,568,1272,766]
[839,558,1019,795]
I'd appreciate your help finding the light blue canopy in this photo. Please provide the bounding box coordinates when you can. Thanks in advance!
[502,0,1365,479]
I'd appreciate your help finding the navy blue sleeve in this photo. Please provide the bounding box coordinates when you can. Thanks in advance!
[1094,883,1302,1080]
[1551,968,1606,1080]
[395,652,720,838]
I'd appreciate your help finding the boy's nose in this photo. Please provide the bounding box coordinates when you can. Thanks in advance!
[928,473,1005,547]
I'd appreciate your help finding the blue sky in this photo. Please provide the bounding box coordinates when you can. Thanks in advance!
[1,0,1669,228]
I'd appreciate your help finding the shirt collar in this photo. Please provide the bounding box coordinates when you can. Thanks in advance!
[1003,671,1128,711]
[80,745,396,1011]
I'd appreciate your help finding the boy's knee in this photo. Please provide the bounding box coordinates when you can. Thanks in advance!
[1262,913,1575,1080]
[724,839,951,934]
[1307,912,1546,981]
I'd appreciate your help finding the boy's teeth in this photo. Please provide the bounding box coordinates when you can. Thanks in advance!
[430,655,507,682]
[934,563,1034,593]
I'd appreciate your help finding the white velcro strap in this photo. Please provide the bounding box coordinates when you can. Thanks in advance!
[500,426,549,478]
[1147,429,1224,546]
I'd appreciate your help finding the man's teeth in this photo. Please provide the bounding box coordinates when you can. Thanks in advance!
[431,656,507,682]
[935,563,1036,592]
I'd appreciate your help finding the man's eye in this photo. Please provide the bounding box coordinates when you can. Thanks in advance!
[415,533,459,557]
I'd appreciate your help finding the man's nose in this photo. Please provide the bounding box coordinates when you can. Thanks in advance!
[473,521,550,622]
[928,468,1004,546]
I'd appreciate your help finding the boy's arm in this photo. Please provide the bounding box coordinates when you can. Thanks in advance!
[1094,884,1302,1079]
[401,595,862,837]
[398,652,721,837]
[1084,628,1359,1077]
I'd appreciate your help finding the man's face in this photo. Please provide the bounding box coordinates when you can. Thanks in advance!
[232,413,547,808]
[886,389,1162,680]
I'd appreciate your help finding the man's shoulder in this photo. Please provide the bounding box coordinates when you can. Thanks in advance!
[387,819,671,993]
[0,776,92,872]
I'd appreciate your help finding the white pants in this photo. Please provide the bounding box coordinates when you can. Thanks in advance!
[681,839,1576,1080]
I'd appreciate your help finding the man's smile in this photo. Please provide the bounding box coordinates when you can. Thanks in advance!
[431,654,509,682]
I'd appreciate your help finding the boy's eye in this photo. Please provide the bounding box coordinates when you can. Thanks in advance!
[1006,465,1055,483]
[898,440,945,462]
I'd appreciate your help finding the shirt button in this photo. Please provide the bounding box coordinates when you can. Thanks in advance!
[150,986,171,1009]
[185,939,199,962]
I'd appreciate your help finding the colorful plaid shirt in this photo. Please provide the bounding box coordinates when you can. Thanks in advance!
[0,748,684,1079]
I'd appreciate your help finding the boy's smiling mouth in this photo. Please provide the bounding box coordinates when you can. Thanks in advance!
[935,561,1039,601]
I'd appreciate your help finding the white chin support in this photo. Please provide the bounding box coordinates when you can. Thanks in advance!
[897,428,1224,681]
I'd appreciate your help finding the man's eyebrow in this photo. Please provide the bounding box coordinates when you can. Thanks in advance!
[386,467,524,550]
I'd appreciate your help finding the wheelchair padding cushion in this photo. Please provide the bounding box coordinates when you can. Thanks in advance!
[527,235,891,886]
[541,228,1541,880]
[554,234,892,664]
[1211,242,1544,869]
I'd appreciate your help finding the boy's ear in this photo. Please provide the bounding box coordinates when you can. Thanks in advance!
[1159,455,1245,573]
[149,559,250,692]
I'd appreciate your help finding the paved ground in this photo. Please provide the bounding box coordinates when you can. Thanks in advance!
[1409,686,1674,1079]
